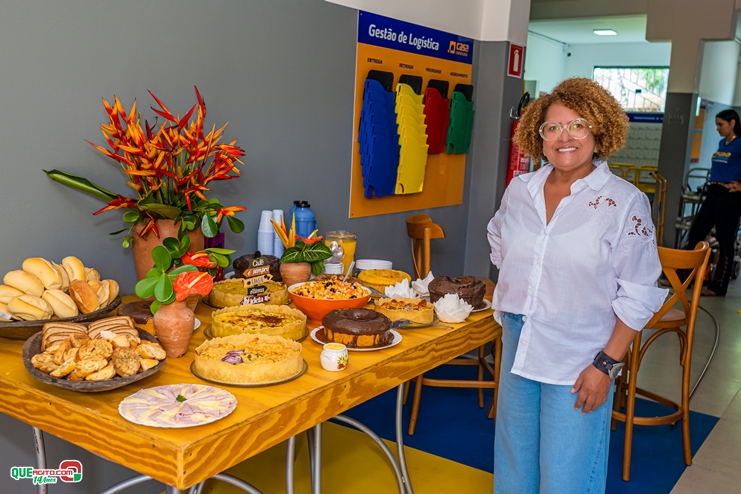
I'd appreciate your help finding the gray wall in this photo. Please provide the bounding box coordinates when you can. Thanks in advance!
[0,0,507,492]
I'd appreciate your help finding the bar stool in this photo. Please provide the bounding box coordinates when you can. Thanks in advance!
[611,242,711,481]
[403,214,500,435]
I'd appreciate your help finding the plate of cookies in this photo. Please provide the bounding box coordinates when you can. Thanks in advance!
[22,316,167,392]
[0,256,122,340]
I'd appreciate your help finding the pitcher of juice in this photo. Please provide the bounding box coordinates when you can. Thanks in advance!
[325,230,357,274]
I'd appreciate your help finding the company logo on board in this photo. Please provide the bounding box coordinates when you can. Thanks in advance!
[448,40,471,57]
[10,460,83,485]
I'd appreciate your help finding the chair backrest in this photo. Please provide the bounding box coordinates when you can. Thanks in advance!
[406,214,445,279]
[647,242,711,329]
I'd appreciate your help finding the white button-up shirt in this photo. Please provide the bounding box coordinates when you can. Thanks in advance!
[487,161,667,385]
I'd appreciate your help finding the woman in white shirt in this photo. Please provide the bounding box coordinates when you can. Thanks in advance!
[488,78,667,494]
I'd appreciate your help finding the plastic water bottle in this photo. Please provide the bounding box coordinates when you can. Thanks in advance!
[288,200,301,224]
[294,202,317,238]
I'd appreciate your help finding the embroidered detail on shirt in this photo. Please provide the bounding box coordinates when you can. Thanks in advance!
[588,196,617,209]
[627,215,653,237]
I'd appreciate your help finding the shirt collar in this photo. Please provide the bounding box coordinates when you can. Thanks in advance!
[526,160,611,198]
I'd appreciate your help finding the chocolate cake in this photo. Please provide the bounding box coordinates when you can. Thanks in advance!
[322,308,392,349]
[428,276,486,309]
[118,301,155,334]
[233,251,282,282]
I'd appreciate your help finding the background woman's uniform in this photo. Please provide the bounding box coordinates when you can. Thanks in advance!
[487,161,666,493]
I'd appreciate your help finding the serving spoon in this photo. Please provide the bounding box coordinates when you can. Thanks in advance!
[342,261,356,282]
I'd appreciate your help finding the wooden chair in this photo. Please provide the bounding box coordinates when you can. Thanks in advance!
[611,242,711,480]
[403,214,501,435]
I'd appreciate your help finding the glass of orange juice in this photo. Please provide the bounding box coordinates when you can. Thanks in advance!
[325,230,357,274]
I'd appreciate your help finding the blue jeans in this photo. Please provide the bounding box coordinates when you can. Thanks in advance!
[494,313,614,494]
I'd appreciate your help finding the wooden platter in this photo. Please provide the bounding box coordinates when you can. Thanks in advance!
[21,327,165,392]
[0,296,122,340]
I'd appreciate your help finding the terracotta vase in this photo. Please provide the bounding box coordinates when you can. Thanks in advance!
[132,219,205,280]
[153,300,195,358]
[280,262,312,287]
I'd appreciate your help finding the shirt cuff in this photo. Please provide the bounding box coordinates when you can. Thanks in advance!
[611,279,669,331]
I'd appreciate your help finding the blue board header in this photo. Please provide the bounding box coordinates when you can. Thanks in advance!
[626,112,664,123]
[358,11,474,65]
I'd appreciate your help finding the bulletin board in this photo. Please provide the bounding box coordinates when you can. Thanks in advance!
[349,11,475,218]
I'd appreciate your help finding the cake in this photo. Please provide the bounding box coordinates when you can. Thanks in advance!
[357,269,412,293]
[428,276,486,309]
[118,301,155,335]
[211,303,307,340]
[209,279,289,308]
[373,297,434,324]
[322,308,392,348]
[233,252,282,282]
[194,333,303,384]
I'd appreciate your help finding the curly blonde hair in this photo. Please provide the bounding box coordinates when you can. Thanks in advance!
[514,77,629,167]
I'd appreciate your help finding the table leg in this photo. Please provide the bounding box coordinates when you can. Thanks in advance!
[286,435,296,494]
[396,383,414,494]
[312,423,322,494]
[101,474,261,494]
[31,427,47,494]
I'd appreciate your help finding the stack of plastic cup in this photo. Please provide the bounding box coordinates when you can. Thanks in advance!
[272,209,285,257]
[257,210,274,255]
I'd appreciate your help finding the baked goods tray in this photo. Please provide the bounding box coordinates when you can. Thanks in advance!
[0,296,122,340]
[22,327,165,393]
[190,360,308,388]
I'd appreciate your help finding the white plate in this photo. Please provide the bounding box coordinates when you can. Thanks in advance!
[118,384,237,428]
[194,318,201,331]
[471,299,492,312]
[310,327,402,351]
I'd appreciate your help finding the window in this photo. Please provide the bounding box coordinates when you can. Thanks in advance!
[593,67,669,112]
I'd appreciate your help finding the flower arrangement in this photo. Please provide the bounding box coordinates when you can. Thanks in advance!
[134,229,235,313]
[45,86,246,247]
[272,214,331,275]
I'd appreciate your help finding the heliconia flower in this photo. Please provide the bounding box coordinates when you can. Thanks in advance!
[173,271,213,302]
[216,206,247,223]
[181,251,216,269]
[93,195,138,215]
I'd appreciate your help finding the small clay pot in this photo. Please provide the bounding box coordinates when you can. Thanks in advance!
[279,262,312,287]
[153,300,195,358]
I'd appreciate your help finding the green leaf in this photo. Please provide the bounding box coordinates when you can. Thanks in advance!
[176,394,187,403]
[134,277,159,299]
[211,253,230,268]
[162,237,180,255]
[109,229,128,236]
[180,235,191,252]
[202,214,218,237]
[299,242,333,263]
[226,216,245,233]
[145,268,162,278]
[169,264,198,277]
[154,274,174,301]
[152,245,172,271]
[150,300,162,315]
[310,261,324,276]
[44,169,118,201]
[138,203,182,220]
[122,237,131,249]
[280,247,302,264]
[122,211,140,223]
[204,248,236,255]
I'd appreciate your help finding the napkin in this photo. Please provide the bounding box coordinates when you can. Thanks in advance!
[384,278,418,298]
[433,293,472,323]
[412,271,435,297]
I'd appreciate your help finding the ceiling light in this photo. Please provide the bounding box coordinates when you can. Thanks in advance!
[594,29,617,36]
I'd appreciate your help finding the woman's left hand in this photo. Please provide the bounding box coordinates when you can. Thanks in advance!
[571,365,612,415]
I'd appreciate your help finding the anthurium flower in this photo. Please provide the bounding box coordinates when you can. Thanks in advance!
[173,271,213,302]
[181,252,216,269]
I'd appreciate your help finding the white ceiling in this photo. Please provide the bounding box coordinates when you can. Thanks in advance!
[528,15,648,45]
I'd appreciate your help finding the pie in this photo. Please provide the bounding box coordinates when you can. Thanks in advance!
[373,297,434,324]
[194,333,304,384]
[211,303,307,340]
[357,269,412,293]
[209,279,289,308]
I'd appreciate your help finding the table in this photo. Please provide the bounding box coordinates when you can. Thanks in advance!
[0,296,500,491]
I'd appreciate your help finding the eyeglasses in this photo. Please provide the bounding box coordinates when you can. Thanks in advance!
[539,118,592,141]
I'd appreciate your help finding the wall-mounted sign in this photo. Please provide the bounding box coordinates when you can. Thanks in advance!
[508,44,524,78]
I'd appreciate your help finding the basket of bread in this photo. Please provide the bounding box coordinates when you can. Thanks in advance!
[0,256,122,340]
[22,316,167,392]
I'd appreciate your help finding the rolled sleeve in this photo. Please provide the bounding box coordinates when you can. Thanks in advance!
[612,279,668,330]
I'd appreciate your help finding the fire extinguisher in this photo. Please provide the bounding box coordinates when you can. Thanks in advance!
[506,92,531,186]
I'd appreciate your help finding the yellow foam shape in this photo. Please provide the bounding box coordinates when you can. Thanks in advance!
[396,83,424,105]
[396,133,429,194]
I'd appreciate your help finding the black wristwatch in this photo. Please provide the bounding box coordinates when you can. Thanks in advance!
[593,350,624,380]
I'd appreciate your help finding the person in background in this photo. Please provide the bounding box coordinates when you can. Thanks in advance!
[683,109,741,296]
[487,78,667,494]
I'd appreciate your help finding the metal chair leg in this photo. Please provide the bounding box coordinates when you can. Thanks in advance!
[31,427,47,494]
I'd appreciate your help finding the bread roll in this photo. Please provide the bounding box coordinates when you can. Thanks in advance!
[4,270,45,297]
[0,285,24,304]
[7,295,53,321]
[68,280,99,314]
[52,262,69,292]
[95,281,110,308]
[85,267,101,282]
[42,289,79,318]
[104,279,119,304]
[22,258,63,290]
[61,256,86,283]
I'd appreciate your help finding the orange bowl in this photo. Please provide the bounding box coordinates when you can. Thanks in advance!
[288,282,372,323]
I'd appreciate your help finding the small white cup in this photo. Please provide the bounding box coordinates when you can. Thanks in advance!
[257,231,274,255]
[320,343,349,371]
[258,210,274,231]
